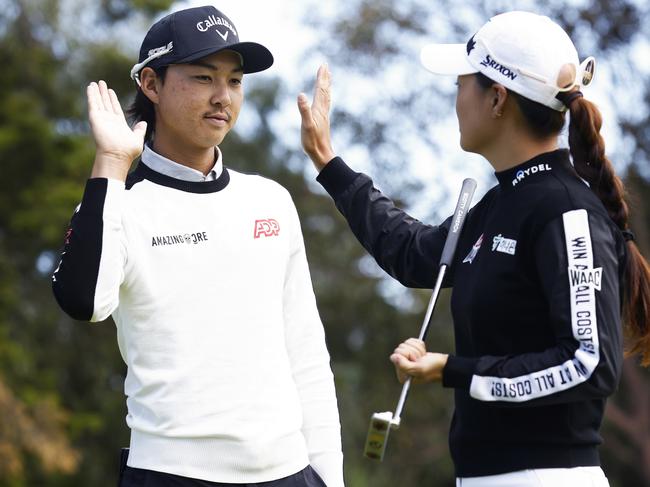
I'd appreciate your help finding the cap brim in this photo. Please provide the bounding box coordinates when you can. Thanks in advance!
[420,43,477,75]
[226,42,274,73]
[171,42,274,74]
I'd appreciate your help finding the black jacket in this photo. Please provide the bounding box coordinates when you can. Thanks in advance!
[317,149,627,477]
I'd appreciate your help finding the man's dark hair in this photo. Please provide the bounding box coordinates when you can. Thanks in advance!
[126,66,168,143]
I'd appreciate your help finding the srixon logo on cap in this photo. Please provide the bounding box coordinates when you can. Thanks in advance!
[480,55,517,81]
[196,14,238,38]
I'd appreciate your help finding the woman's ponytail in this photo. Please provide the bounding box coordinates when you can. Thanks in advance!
[566,95,650,365]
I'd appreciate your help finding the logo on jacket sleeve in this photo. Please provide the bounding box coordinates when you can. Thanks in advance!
[254,219,280,239]
[492,234,517,255]
[463,233,484,264]
[569,267,602,291]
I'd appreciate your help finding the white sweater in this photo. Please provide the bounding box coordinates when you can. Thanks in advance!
[52,155,343,485]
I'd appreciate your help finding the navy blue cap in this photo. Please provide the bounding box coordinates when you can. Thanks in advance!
[130,5,273,84]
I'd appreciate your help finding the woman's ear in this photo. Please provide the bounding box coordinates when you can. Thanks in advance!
[139,67,160,104]
[491,84,508,119]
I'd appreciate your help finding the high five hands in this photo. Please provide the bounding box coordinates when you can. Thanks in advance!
[87,80,147,181]
[298,64,335,171]
[390,338,449,384]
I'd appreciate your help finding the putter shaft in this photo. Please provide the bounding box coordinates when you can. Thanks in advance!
[364,178,477,461]
[392,264,447,425]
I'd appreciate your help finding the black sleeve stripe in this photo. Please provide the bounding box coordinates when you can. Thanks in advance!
[52,178,107,321]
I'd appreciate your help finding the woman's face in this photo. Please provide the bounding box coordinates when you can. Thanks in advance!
[455,74,496,154]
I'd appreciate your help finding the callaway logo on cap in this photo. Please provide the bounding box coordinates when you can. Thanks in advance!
[419,11,595,112]
[130,5,274,86]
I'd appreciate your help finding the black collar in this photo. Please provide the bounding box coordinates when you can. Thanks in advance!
[127,160,230,193]
[495,150,571,191]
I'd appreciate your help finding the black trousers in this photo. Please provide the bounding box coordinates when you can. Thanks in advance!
[118,449,328,487]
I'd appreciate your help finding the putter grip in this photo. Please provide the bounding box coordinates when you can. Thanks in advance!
[439,178,477,266]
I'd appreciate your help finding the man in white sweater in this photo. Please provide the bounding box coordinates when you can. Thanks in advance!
[52,5,343,487]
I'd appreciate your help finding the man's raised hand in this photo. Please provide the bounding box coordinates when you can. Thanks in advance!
[298,64,335,171]
[88,80,147,181]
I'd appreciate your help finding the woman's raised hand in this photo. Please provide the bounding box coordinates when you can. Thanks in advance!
[297,64,335,172]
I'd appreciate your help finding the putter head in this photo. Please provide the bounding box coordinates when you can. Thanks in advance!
[363,411,400,461]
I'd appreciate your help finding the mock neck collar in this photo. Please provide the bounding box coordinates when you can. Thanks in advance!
[495,149,571,190]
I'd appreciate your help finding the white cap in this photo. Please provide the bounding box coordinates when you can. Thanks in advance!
[420,11,595,112]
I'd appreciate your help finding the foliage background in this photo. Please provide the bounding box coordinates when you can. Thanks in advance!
[0,0,648,486]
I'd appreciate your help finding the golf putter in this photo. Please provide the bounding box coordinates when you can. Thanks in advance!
[364,178,477,461]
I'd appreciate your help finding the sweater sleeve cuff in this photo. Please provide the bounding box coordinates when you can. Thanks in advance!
[315,156,362,200]
[442,355,478,390]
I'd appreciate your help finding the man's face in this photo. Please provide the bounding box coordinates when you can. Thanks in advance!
[153,50,244,150]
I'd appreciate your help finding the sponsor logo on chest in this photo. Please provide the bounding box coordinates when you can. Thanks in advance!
[254,219,280,239]
[492,234,517,255]
[151,231,209,247]
[463,233,484,264]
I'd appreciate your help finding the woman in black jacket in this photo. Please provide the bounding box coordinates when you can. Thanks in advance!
[297,10,650,487]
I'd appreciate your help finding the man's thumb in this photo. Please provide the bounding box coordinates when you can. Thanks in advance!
[133,121,147,139]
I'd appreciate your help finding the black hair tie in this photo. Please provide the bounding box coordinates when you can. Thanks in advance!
[557,90,583,109]
[622,229,635,242]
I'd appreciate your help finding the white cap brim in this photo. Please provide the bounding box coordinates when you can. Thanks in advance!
[420,43,477,75]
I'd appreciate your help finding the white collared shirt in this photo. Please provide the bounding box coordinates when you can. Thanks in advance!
[141,144,224,181]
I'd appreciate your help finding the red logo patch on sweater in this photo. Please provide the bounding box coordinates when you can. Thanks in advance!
[254,219,280,239]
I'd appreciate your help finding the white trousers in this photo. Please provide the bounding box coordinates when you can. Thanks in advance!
[456,467,609,487]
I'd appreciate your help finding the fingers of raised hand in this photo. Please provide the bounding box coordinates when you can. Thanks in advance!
[87,81,122,115]
[108,87,124,116]
[87,82,100,112]
[297,93,314,127]
[99,80,113,111]
[313,64,331,113]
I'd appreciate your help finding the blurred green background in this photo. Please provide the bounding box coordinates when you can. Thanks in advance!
[1,0,649,486]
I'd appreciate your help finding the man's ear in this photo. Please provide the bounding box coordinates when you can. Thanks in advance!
[139,67,160,104]
[491,84,508,119]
